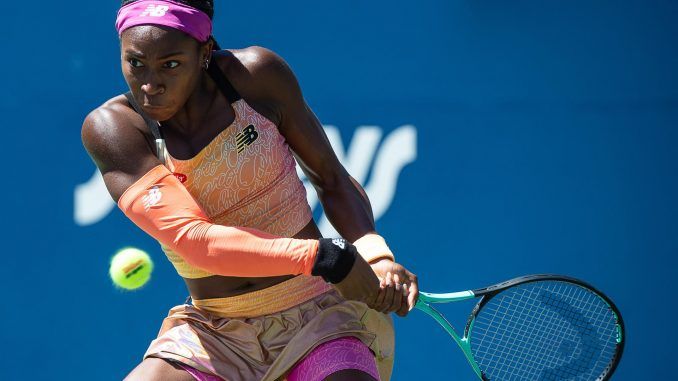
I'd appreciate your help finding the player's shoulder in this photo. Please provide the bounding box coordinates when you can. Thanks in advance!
[215,46,298,94]
[81,94,151,165]
[227,46,288,74]
[82,95,147,142]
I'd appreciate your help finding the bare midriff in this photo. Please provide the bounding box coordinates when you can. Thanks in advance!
[184,219,323,300]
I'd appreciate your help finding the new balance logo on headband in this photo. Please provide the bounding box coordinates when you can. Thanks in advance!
[140,5,169,17]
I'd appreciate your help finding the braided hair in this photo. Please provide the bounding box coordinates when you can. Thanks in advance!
[120,0,220,49]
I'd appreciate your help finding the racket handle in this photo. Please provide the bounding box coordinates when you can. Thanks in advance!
[418,290,475,304]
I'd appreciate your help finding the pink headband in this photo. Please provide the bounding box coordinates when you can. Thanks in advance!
[116,0,212,43]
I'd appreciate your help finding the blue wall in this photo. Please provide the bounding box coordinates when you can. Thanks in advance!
[1,1,676,379]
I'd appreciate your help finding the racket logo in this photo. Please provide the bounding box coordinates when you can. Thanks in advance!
[538,290,603,378]
[140,5,169,17]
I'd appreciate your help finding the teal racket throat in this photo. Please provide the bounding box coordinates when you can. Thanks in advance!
[416,291,483,378]
[414,274,625,381]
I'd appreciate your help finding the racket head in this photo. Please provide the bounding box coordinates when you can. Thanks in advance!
[463,274,624,381]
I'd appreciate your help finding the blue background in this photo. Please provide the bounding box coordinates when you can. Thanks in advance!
[1,0,676,379]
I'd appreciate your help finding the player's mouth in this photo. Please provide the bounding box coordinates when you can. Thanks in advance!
[142,104,167,110]
[142,104,173,120]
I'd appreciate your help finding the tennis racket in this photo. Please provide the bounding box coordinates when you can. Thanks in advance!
[415,274,624,380]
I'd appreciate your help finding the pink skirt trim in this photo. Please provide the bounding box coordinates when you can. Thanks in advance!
[175,336,380,381]
[287,336,380,381]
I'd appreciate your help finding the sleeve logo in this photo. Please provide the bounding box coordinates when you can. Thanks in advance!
[141,186,162,211]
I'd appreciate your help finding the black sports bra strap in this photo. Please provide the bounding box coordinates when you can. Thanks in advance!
[124,92,163,140]
[207,63,242,103]
[125,92,168,164]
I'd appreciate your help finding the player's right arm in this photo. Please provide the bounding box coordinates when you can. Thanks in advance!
[80,100,380,303]
[81,100,162,202]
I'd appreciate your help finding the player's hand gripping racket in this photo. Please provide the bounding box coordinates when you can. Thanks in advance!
[415,274,624,380]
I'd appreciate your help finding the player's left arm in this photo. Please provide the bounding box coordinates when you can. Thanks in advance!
[246,47,418,315]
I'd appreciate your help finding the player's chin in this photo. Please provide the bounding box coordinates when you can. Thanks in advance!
[142,105,178,121]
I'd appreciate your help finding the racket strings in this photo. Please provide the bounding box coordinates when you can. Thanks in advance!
[469,281,619,380]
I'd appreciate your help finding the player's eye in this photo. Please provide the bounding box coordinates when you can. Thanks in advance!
[163,61,180,69]
[128,58,144,68]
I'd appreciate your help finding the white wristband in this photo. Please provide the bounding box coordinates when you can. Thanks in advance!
[353,233,395,263]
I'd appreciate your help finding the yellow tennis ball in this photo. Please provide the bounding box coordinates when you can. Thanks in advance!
[109,247,153,290]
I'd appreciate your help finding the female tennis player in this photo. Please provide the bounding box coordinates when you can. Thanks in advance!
[81,1,418,380]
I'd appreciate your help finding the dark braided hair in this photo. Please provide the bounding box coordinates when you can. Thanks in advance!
[120,0,220,48]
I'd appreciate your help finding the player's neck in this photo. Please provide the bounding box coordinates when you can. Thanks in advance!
[163,74,220,135]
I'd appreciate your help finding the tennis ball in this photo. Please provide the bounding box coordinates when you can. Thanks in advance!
[109,247,153,290]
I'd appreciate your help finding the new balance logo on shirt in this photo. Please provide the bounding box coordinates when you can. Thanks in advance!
[236,124,259,153]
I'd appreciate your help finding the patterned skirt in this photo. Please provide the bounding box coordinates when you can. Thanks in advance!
[144,275,395,381]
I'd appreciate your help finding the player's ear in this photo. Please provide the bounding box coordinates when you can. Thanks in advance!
[200,39,214,67]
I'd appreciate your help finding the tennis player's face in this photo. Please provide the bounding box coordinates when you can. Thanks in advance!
[120,26,206,121]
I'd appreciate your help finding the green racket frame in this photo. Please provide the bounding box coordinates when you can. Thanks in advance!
[413,274,626,381]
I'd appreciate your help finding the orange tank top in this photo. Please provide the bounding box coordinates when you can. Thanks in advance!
[157,97,313,278]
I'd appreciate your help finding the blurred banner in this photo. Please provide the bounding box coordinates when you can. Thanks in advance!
[1,1,676,380]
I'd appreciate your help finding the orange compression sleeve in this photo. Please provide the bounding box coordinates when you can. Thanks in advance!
[117,165,319,277]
